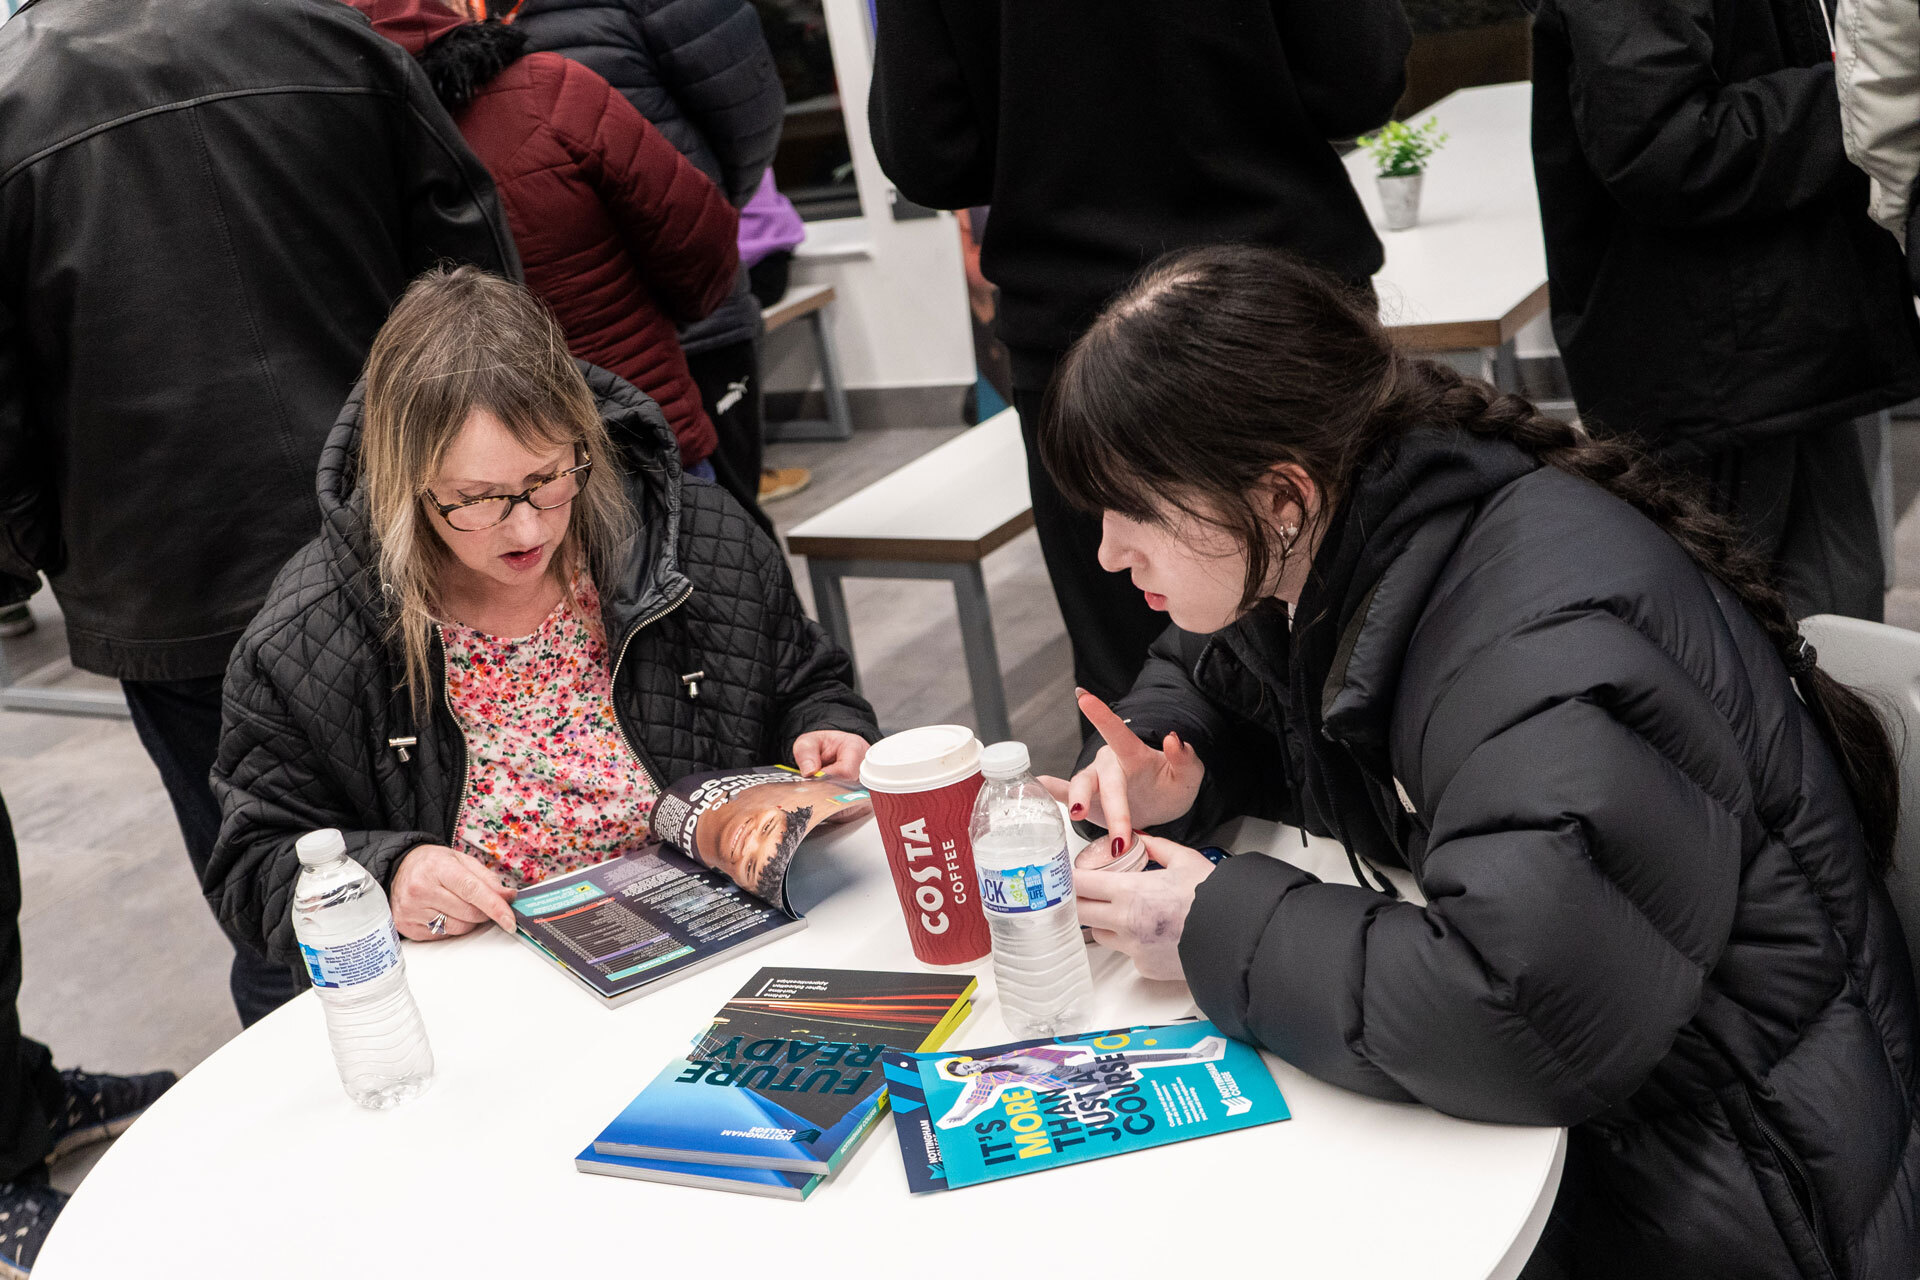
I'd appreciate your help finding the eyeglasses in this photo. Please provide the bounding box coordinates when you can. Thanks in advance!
[427,453,592,532]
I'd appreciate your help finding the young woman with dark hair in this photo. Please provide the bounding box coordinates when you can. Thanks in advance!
[1041,244,1920,1278]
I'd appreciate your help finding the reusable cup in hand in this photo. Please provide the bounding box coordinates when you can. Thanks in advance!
[860,725,992,966]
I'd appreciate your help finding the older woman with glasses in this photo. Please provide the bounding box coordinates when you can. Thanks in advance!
[203,267,877,969]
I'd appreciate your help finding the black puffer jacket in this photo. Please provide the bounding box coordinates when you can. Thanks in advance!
[1530,0,1920,458]
[502,0,783,355]
[1101,428,1920,1277]
[0,0,518,680]
[206,365,876,967]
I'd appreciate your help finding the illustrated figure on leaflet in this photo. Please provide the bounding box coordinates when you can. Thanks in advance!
[935,1036,1227,1128]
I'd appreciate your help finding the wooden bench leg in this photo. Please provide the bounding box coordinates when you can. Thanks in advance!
[805,558,861,694]
[947,563,1011,745]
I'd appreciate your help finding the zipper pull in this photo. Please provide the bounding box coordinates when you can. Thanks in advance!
[388,736,417,763]
[680,670,705,701]
[1393,776,1417,815]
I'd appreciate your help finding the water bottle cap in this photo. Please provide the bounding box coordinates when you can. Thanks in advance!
[980,741,1030,780]
[295,829,348,867]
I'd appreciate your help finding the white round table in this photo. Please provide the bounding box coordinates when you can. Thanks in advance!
[37,818,1563,1279]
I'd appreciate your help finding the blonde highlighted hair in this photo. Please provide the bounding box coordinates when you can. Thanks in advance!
[360,267,636,711]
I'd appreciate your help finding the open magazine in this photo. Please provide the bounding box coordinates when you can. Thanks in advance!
[512,769,872,1007]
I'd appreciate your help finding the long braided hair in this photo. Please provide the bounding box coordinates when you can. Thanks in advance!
[1040,243,1899,872]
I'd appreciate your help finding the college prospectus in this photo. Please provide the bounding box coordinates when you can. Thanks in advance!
[882,1021,1290,1192]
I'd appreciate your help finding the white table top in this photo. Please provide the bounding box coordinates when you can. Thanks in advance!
[785,407,1031,560]
[1348,81,1549,351]
[37,818,1562,1280]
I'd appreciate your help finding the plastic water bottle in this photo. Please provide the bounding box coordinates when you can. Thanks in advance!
[969,742,1094,1037]
[290,829,434,1109]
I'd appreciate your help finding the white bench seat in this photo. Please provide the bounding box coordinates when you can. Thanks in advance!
[786,409,1029,739]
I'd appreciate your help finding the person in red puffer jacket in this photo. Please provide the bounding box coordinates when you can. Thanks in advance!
[348,0,746,502]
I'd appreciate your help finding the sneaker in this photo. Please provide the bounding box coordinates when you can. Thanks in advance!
[0,606,31,640]
[0,1180,67,1279]
[759,466,812,503]
[47,1068,176,1164]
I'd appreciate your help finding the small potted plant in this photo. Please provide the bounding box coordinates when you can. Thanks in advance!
[1357,117,1448,231]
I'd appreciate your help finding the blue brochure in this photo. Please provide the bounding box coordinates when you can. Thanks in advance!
[882,1020,1290,1193]
[573,1144,821,1201]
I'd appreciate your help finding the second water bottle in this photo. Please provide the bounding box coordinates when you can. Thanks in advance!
[969,741,1094,1037]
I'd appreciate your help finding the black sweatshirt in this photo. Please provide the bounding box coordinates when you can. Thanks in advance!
[869,0,1413,388]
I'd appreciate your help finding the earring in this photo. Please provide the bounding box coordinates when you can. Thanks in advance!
[1280,523,1299,552]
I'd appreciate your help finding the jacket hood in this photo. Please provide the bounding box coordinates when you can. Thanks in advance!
[1283,425,1538,866]
[315,361,689,634]
[344,0,467,55]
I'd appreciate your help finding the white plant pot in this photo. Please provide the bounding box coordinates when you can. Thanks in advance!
[1378,172,1424,231]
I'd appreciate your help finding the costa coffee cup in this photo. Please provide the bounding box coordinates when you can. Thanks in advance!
[859,725,993,966]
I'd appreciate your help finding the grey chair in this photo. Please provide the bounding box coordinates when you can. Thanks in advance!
[1797,614,1920,999]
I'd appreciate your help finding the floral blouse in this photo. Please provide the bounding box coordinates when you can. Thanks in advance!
[442,577,657,888]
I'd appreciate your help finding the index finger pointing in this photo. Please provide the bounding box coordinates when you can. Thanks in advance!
[1075,688,1152,761]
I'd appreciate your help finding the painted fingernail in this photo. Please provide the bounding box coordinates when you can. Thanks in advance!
[1112,836,1126,857]
[1070,803,1085,817]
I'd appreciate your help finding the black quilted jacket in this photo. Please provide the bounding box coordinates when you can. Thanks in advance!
[206,364,876,967]
[1096,428,1920,1277]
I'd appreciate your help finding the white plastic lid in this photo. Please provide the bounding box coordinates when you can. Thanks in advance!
[295,828,347,867]
[980,741,1030,780]
[859,724,983,793]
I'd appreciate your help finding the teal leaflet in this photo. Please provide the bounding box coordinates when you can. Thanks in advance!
[883,1020,1290,1192]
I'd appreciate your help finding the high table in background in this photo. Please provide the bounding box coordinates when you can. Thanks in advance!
[1349,80,1549,391]
[36,819,1563,1279]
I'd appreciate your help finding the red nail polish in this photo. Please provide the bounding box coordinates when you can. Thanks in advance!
[1112,836,1126,857]
[1070,803,1085,817]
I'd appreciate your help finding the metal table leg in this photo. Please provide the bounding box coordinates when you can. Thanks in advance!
[0,641,129,718]
[812,307,854,441]
[797,556,1013,742]
[763,307,856,444]
[805,558,861,693]
[946,562,1012,745]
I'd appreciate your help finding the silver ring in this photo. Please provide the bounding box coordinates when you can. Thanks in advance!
[427,913,447,936]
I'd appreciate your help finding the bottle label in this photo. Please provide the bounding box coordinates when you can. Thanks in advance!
[978,845,1074,914]
[299,922,402,989]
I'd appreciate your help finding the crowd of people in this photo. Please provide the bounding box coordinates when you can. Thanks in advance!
[2,0,1920,1276]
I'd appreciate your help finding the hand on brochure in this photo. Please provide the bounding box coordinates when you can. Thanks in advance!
[1039,688,1203,845]
[792,729,871,780]
[391,844,518,940]
[1075,836,1216,982]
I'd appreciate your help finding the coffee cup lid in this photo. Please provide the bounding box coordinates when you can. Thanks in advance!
[860,724,983,793]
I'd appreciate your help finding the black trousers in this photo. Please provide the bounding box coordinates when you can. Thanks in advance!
[1682,416,1884,623]
[1012,379,1168,704]
[120,676,301,1028]
[687,339,773,534]
[0,791,61,1182]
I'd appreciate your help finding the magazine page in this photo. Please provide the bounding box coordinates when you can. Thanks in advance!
[512,846,802,1005]
[649,768,871,911]
[882,1021,1291,1193]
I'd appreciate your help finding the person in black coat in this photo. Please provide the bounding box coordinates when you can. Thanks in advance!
[496,0,785,522]
[206,269,876,971]
[1039,245,1920,1279]
[1528,0,1920,621]
[868,0,1412,709]
[0,0,519,1027]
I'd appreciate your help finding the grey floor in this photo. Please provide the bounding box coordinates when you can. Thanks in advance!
[7,411,1919,1194]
